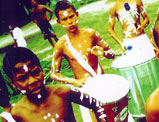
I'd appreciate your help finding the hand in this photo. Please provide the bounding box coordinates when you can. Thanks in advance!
[136,25,143,35]
[91,46,104,56]
[104,49,115,59]
[120,43,126,52]
[154,49,159,61]
[73,78,87,88]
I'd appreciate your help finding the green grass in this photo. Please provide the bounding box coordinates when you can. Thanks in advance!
[0,1,159,122]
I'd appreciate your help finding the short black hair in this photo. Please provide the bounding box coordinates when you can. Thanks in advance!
[0,71,10,107]
[55,0,76,19]
[3,47,41,82]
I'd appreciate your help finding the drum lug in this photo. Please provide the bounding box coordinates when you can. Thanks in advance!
[112,106,118,113]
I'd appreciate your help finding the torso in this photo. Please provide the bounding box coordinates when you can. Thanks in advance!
[11,86,76,122]
[60,28,99,79]
[115,0,143,38]
[32,5,49,23]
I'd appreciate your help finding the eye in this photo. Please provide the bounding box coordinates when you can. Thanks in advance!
[62,18,67,21]
[31,68,41,76]
[17,75,28,81]
[69,15,74,19]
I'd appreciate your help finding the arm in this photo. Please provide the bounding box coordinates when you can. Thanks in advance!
[91,30,115,59]
[136,0,149,33]
[50,40,85,87]
[68,86,107,122]
[13,39,17,48]
[108,6,125,51]
[45,6,53,21]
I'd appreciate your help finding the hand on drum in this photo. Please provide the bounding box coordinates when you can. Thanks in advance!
[120,43,126,52]
[91,46,104,56]
[73,78,88,87]
[91,46,115,59]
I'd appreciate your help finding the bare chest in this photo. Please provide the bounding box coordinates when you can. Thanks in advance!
[18,96,70,122]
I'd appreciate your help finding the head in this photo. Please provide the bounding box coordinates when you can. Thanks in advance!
[3,47,45,100]
[8,25,15,30]
[55,0,79,33]
[31,0,37,7]
[0,72,10,108]
[153,19,159,60]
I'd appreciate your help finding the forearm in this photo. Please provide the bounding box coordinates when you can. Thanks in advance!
[139,18,149,31]
[70,88,107,122]
[109,29,122,46]
[50,72,76,85]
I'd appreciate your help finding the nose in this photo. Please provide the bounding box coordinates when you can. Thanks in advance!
[67,18,72,25]
[27,76,37,85]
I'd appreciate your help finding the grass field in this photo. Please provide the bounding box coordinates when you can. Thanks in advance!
[0,0,159,121]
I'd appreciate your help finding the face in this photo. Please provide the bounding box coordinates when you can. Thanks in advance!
[57,8,78,33]
[31,0,37,6]
[13,61,44,96]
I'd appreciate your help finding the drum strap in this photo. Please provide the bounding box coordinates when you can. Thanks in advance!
[65,35,101,76]
[0,112,16,122]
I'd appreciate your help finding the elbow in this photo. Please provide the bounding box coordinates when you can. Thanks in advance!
[146,18,150,26]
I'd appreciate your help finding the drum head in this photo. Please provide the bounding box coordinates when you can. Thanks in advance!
[82,74,130,103]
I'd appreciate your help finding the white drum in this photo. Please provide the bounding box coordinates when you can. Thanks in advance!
[112,54,159,117]
[82,74,130,122]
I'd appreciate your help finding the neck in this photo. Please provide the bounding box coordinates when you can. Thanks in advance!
[67,28,80,38]
[27,87,48,104]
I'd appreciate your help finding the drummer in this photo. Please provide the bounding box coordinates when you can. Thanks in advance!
[50,0,115,87]
[108,0,155,58]
[145,9,159,122]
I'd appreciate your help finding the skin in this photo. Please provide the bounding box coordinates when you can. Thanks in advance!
[145,11,159,122]
[51,8,113,87]
[11,60,106,122]
[30,0,58,47]
[149,11,159,60]
[31,0,53,24]
[145,87,159,122]
[9,25,18,48]
[108,0,149,51]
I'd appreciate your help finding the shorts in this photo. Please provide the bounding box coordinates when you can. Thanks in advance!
[38,20,55,39]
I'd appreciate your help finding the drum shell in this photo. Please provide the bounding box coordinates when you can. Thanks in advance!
[81,74,130,122]
[103,94,129,122]
[112,57,159,117]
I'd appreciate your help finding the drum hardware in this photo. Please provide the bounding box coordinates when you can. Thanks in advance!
[82,74,130,122]
[112,105,118,113]
[112,56,159,117]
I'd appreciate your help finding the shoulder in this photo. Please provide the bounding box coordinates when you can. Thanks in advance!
[46,85,72,97]
[136,0,143,6]
[54,35,66,50]
[11,96,28,115]
[82,28,96,35]
[145,87,159,110]
[110,3,117,15]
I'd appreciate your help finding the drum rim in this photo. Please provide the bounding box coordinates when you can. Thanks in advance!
[102,91,130,105]
[82,74,130,103]
[112,56,156,69]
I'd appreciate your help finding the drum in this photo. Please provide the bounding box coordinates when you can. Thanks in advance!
[82,74,130,122]
[112,56,159,118]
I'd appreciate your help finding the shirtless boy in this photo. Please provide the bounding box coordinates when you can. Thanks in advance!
[30,0,58,47]
[108,0,154,57]
[50,0,114,87]
[145,10,159,122]
[3,47,107,122]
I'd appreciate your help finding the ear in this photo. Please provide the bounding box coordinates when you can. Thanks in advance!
[12,83,16,89]
[56,19,60,24]
[76,11,79,17]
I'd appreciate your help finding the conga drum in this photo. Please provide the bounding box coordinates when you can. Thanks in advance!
[82,74,130,122]
[112,54,159,117]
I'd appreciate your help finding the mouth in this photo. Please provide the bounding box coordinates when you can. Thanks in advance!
[69,25,76,30]
[30,86,43,94]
